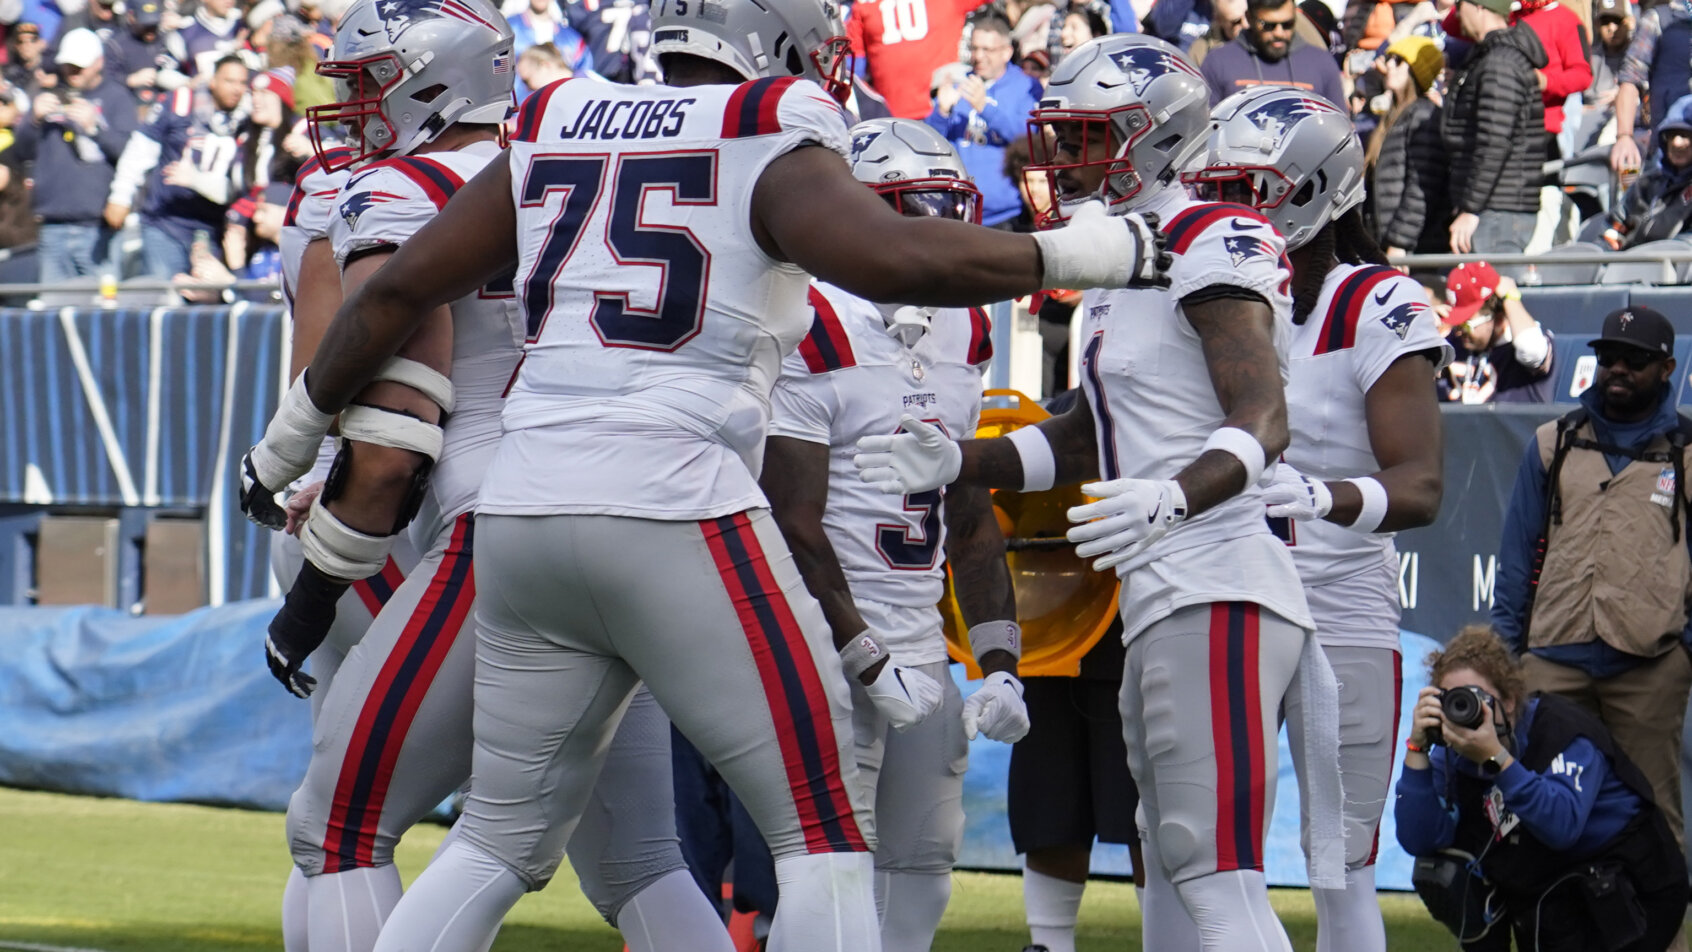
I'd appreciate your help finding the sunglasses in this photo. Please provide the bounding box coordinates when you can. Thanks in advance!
[1594,346,1660,370]
[1253,17,1296,32]
[1382,53,1407,66]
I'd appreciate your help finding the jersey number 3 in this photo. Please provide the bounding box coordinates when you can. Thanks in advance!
[875,418,946,570]
[519,151,716,350]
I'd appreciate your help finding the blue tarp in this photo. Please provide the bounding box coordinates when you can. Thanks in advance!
[0,599,1437,888]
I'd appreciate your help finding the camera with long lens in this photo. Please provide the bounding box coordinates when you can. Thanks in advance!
[1427,685,1491,747]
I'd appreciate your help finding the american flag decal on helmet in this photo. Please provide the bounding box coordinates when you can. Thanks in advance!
[493,50,512,73]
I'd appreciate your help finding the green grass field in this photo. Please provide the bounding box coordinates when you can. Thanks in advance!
[0,786,1455,951]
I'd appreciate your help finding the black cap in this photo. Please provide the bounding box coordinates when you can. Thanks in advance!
[1588,306,1675,357]
[1595,0,1628,18]
[131,0,162,25]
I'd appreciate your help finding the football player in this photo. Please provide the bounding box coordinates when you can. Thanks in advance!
[260,3,733,952]
[1187,86,1449,952]
[851,34,1346,952]
[237,0,1167,947]
[761,116,1028,952]
[272,106,420,952]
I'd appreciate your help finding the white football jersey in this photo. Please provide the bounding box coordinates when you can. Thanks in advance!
[1077,188,1311,642]
[279,145,356,492]
[768,283,992,664]
[328,141,525,536]
[482,76,853,520]
[1282,262,1453,649]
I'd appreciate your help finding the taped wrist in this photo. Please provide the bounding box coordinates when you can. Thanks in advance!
[1344,476,1389,534]
[839,630,890,680]
[968,620,1022,664]
[1006,426,1056,492]
[299,495,394,582]
[1202,426,1267,488]
[251,372,336,489]
[1032,218,1140,289]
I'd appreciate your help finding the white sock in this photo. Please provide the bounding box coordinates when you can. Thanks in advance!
[430,824,500,952]
[307,865,402,952]
[1175,869,1293,952]
[1140,837,1200,952]
[1135,884,1144,911]
[879,870,951,952]
[1312,865,1384,952]
[616,868,736,952]
[283,866,310,952]
[1023,865,1084,952]
[767,852,881,952]
[370,838,526,952]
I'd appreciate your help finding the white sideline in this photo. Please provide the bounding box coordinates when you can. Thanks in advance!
[0,941,116,952]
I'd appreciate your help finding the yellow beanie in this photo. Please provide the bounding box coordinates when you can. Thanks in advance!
[1385,36,1444,95]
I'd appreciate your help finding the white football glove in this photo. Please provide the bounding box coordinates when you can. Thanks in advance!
[1261,464,1334,522]
[1032,200,1170,290]
[241,373,335,530]
[1066,478,1188,572]
[853,414,961,495]
[962,671,1030,743]
[863,660,945,732]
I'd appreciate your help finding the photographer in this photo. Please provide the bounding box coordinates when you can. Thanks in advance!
[1394,625,1686,952]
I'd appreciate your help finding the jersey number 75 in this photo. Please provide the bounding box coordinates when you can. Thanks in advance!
[518,150,716,350]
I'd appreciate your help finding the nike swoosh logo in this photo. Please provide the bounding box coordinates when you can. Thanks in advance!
[1373,289,1393,306]
[1146,499,1163,524]
[1230,219,1255,231]
[894,668,909,698]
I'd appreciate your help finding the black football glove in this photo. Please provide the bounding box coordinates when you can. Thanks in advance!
[265,562,348,698]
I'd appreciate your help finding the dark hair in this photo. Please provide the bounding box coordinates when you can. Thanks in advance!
[213,53,249,75]
[1291,207,1389,324]
[970,14,1014,39]
[1065,6,1111,38]
[1246,0,1294,15]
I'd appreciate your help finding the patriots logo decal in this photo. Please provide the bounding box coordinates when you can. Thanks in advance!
[1106,46,1200,95]
[1223,234,1270,267]
[373,0,501,40]
[338,190,403,229]
[1380,301,1428,341]
[850,129,881,164]
[1242,96,1343,151]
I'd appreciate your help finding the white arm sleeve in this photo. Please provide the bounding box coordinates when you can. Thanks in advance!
[107,131,161,208]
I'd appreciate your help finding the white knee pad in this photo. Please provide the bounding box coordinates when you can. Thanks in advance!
[299,495,394,582]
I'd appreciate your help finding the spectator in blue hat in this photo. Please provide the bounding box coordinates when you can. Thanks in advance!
[1603,93,1692,249]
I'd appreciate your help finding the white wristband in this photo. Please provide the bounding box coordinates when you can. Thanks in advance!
[839,630,889,680]
[967,620,1022,663]
[1006,426,1056,492]
[1201,426,1266,488]
[1344,476,1389,534]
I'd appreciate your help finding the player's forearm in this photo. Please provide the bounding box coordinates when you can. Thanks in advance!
[865,220,1045,307]
[955,404,1099,489]
[944,484,1016,624]
[769,515,871,651]
[1322,457,1442,532]
[305,278,437,413]
[1179,297,1289,515]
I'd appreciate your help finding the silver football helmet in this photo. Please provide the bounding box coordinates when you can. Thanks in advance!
[1184,86,1364,249]
[650,0,852,104]
[1027,33,1209,225]
[308,0,516,171]
[849,117,982,224]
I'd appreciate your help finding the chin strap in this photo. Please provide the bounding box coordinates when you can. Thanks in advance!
[876,303,933,349]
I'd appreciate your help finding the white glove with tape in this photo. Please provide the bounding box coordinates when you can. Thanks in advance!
[241,373,335,530]
[1066,478,1188,572]
[1032,201,1170,290]
[864,660,945,731]
[853,415,961,495]
[962,671,1030,743]
[1261,463,1333,522]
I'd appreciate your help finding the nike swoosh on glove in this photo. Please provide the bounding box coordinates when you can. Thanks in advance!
[1066,478,1188,572]
[962,670,1030,743]
[1261,463,1333,522]
[853,414,961,495]
[863,661,945,731]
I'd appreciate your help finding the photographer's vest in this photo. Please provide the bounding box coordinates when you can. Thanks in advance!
[1451,694,1679,898]
[1527,409,1692,657]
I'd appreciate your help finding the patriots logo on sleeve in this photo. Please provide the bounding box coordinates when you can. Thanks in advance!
[1223,234,1271,267]
[338,190,404,229]
[1379,301,1428,341]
